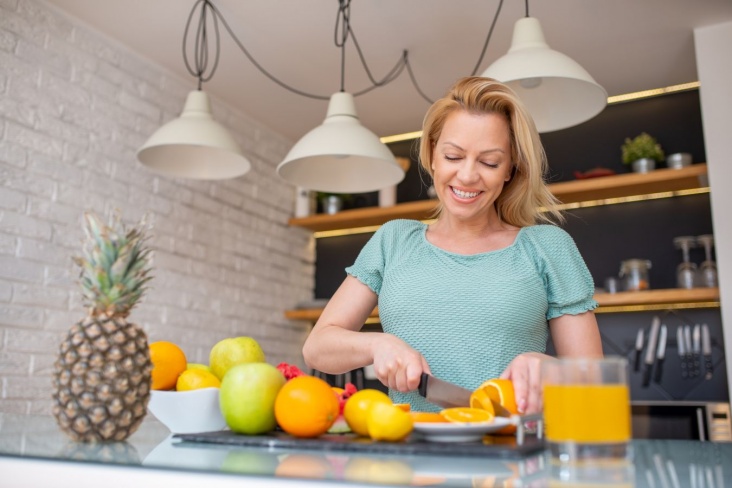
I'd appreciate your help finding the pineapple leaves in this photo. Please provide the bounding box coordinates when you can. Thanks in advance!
[75,211,153,315]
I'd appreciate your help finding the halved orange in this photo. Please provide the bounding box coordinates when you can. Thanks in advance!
[440,407,494,423]
[410,412,448,423]
[471,378,518,434]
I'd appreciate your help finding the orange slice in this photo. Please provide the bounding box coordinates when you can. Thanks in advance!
[394,403,411,412]
[410,412,448,423]
[440,407,494,423]
[471,378,518,434]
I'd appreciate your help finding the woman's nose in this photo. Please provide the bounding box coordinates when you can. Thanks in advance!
[456,160,479,183]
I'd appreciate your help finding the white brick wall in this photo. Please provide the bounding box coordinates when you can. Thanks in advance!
[0,0,316,415]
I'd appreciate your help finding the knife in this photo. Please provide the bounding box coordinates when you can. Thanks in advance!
[653,325,667,383]
[677,326,688,379]
[642,316,661,387]
[701,323,713,380]
[417,373,512,417]
[634,328,645,372]
[692,324,701,378]
[684,324,694,378]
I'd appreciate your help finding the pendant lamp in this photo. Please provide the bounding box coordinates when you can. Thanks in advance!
[482,17,607,133]
[276,92,404,194]
[137,90,251,180]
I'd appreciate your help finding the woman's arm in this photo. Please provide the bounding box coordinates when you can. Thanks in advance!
[500,311,602,414]
[302,275,430,392]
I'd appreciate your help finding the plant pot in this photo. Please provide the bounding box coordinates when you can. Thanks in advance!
[666,152,692,169]
[631,158,656,173]
[321,195,343,214]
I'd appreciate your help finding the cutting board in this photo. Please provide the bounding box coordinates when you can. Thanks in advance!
[175,430,545,459]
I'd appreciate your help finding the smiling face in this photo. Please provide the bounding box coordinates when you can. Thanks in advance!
[431,110,513,224]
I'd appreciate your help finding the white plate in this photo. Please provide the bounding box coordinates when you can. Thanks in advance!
[412,418,512,443]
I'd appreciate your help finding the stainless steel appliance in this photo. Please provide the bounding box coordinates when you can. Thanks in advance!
[632,401,732,442]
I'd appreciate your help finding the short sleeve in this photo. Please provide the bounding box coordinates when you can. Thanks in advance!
[345,224,389,295]
[527,226,598,320]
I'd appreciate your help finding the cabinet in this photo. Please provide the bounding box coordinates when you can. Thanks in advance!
[286,164,717,322]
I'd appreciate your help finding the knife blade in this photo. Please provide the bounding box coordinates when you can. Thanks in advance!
[634,328,645,372]
[653,325,667,383]
[692,324,701,378]
[417,373,512,417]
[642,316,661,387]
[677,326,688,379]
[684,324,694,378]
[701,323,713,380]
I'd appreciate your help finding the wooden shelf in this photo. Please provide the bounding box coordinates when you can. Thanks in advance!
[288,164,708,232]
[285,287,720,322]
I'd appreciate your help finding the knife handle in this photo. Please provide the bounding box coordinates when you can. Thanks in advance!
[653,359,664,383]
[642,365,652,387]
[418,372,429,398]
[634,350,642,372]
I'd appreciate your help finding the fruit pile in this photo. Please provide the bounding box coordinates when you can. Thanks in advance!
[150,336,517,441]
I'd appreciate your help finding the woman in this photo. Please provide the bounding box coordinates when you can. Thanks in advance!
[302,77,602,414]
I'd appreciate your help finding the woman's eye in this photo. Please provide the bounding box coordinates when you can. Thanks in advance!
[444,155,460,161]
[481,161,500,168]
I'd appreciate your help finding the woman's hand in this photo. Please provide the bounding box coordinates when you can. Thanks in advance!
[499,352,553,414]
[372,334,431,392]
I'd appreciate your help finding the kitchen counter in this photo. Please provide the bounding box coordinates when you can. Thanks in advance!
[1,413,730,488]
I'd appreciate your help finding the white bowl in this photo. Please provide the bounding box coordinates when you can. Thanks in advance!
[147,388,227,434]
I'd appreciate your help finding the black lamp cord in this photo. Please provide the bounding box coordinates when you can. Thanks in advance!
[183,0,507,104]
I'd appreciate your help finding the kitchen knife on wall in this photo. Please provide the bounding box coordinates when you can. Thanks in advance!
[634,328,645,372]
[653,325,667,383]
[692,324,701,378]
[677,326,688,379]
[702,323,713,380]
[417,373,511,417]
[642,316,661,387]
[684,324,694,377]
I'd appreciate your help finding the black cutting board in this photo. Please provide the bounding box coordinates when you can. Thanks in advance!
[174,430,545,459]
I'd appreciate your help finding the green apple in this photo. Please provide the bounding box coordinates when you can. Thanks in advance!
[209,336,266,380]
[219,362,285,435]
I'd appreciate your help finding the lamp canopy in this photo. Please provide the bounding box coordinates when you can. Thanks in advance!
[137,90,251,180]
[276,92,404,194]
[482,17,607,133]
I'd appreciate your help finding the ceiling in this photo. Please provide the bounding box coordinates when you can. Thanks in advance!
[45,0,732,143]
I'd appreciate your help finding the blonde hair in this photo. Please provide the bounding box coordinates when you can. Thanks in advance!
[419,76,562,227]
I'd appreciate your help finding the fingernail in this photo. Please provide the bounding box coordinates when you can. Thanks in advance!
[518,399,526,413]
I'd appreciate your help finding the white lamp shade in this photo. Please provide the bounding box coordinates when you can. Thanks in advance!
[276,92,404,194]
[482,17,607,133]
[137,90,251,180]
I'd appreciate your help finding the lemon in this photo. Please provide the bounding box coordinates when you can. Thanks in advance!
[176,368,221,391]
[343,389,391,437]
[366,402,413,442]
[187,363,212,372]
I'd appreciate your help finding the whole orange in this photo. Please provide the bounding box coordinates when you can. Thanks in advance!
[274,375,339,438]
[149,341,187,390]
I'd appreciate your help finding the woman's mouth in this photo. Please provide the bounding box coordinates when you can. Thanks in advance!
[451,186,481,199]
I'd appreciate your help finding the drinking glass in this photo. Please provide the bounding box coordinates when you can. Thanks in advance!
[542,357,632,464]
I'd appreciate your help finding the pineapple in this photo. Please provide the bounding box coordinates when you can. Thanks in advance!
[52,211,154,442]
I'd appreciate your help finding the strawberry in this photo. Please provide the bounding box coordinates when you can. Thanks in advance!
[335,382,358,415]
[276,362,306,381]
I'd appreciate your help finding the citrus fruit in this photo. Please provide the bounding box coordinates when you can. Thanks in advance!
[440,407,494,423]
[219,362,285,435]
[471,378,517,434]
[274,375,339,438]
[394,403,411,412]
[149,341,187,390]
[187,363,211,372]
[209,336,266,380]
[366,402,414,441]
[342,389,392,437]
[410,412,448,423]
[176,368,221,391]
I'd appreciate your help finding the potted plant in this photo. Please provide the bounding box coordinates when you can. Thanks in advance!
[621,132,665,173]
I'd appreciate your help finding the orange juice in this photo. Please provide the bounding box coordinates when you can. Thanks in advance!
[543,384,631,443]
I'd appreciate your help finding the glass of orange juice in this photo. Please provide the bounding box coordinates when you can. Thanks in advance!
[542,357,632,464]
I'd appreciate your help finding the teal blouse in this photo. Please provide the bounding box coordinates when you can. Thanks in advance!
[345,219,598,412]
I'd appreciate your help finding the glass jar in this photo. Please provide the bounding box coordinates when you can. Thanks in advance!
[619,259,651,291]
